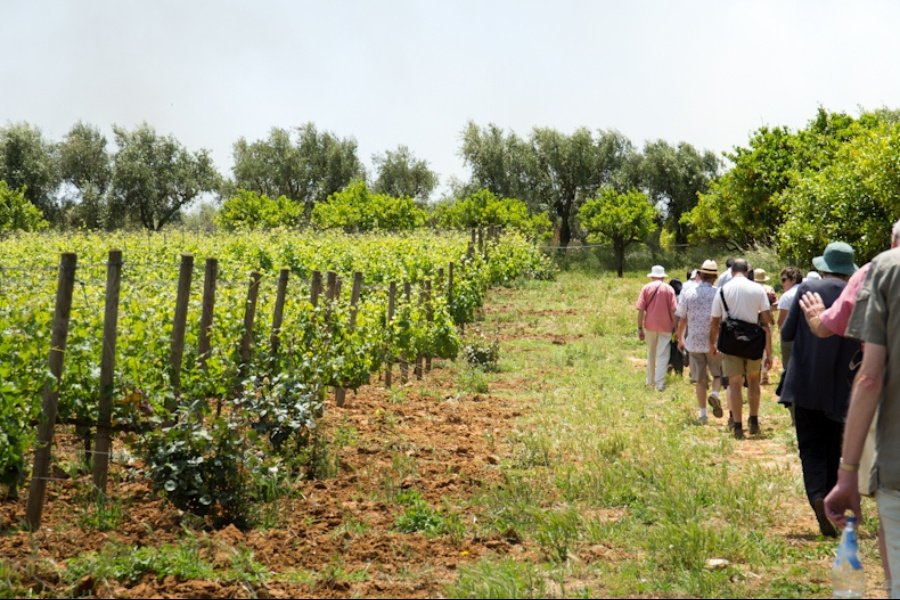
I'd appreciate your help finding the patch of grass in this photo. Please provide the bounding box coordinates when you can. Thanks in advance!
[446,557,547,599]
[394,490,465,539]
[65,538,216,586]
[76,495,124,532]
[458,367,490,394]
[448,270,861,598]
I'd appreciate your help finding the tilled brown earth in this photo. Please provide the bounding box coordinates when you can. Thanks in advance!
[0,359,531,598]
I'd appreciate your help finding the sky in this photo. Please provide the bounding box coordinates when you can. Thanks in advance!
[4,0,900,199]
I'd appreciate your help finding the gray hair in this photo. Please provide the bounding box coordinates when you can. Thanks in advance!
[893,219,900,244]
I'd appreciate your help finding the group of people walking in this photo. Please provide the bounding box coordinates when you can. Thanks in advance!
[635,223,900,596]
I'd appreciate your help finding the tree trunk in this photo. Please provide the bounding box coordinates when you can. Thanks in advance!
[556,204,572,253]
[675,221,689,247]
[614,240,625,278]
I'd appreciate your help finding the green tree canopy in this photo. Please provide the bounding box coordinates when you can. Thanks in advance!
[58,121,112,229]
[111,123,220,230]
[231,123,364,217]
[0,122,59,223]
[777,122,900,264]
[529,127,635,248]
[460,122,535,208]
[640,140,719,245]
[683,108,885,248]
[372,145,438,202]
[578,188,657,277]
[311,181,426,232]
[0,181,48,233]
[431,189,551,238]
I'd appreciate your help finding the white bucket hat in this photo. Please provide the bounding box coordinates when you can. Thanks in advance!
[647,265,667,279]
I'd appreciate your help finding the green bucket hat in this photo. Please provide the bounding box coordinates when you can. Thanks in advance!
[812,242,858,276]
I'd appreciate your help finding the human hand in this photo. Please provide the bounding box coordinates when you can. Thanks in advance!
[824,470,862,528]
[799,291,825,320]
[638,328,645,341]
[764,356,773,370]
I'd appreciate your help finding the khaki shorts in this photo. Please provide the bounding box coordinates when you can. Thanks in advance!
[689,352,722,383]
[721,353,762,378]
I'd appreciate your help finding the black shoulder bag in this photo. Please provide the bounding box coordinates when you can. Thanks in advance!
[716,289,766,360]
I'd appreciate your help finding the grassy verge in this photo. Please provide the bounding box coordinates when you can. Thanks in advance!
[447,269,881,599]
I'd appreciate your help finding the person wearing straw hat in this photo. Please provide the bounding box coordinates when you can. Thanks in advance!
[676,259,724,423]
[781,241,860,537]
[636,265,677,392]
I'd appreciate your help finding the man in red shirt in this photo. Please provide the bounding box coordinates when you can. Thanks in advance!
[636,265,677,392]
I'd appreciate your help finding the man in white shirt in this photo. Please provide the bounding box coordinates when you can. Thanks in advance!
[709,259,774,439]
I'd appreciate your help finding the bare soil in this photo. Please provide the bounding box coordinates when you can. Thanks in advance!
[0,358,531,598]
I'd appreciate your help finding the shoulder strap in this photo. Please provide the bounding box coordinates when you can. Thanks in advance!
[647,282,662,307]
[719,287,731,318]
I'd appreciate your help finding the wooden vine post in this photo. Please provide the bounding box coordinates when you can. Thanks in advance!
[198,258,218,371]
[269,269,290,357]
[26,253,77,531]
[310,271,323,307]
[167,254,194,413]
[239,271,262,377]
[415,282,425,380]
[335,271,363,407]
[91,249,123,496]
[385,282,396,388]
[424,279,433,373]
[400,282,411,383]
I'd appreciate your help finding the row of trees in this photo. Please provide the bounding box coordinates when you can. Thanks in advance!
[5,108,900,267]
[0,121,439,231]
[457,123,719,248]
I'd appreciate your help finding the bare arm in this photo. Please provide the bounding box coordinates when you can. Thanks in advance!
[637,309,646,341]
[760,310,773,369]
[824,343,886,527]
[709,316,720,356]
[676,314,687,351]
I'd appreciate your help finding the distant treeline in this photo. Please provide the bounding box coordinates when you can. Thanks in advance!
[2,108,900,265]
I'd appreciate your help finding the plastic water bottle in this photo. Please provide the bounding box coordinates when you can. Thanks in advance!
[832,516,865,599]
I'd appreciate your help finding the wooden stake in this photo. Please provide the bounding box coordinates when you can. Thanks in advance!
[91,250,123,496]
[385,282,396,389]
[270,269,289,356]
[167,254,194,412]
[198,258,217,371]
[26,253,77,531]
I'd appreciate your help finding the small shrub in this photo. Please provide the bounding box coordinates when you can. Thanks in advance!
[140,411,252,529]
[462,335,500,372]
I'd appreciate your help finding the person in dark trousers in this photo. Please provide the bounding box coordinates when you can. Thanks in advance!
[781,242,860,537]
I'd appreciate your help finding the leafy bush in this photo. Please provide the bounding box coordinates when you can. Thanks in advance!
[432,189,551,239]
[0,181,48,233]
[216,189,303,230]
[141,410,252,529]
[311,181,426,232]
[237,374,321,453]
[462,335,500,372]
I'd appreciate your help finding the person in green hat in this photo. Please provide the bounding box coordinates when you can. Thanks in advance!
[781,241,861,537]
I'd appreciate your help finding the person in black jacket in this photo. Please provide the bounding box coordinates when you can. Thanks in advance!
[781,242,860,537]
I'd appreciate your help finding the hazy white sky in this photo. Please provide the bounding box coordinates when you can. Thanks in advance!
[4,0,900,197]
